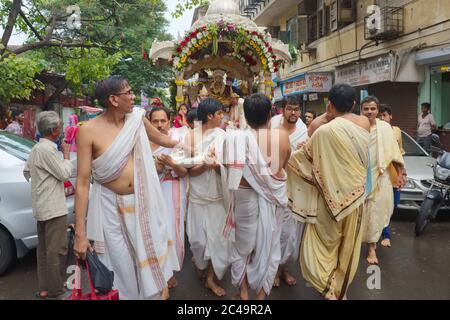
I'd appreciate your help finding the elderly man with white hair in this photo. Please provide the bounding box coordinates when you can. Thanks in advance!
[24,111,72,299]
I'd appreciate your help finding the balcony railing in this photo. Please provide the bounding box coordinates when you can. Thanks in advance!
[239,0,268,19]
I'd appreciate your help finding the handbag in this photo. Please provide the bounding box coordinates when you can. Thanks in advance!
[84,250,115,294]
[67,259,119,300]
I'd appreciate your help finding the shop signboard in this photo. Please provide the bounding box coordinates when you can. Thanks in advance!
[281,74,307,96]
[335,54,393,87]
[306,73,333,92]
[281,72,333,96]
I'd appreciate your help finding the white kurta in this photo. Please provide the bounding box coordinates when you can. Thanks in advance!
[187,127,231,279]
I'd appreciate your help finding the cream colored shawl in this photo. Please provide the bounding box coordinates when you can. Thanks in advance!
[287,117,371,223]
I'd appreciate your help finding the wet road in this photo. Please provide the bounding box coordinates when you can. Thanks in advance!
[1,210,449,300]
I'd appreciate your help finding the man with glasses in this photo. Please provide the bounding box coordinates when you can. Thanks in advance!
[73,75,187,299]
[270,96,308,288]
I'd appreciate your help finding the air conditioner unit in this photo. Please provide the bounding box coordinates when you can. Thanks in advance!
[330,0,355,32]
[365,6,404,41]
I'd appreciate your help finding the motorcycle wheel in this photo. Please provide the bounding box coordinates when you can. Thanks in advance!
[415,198,441,236]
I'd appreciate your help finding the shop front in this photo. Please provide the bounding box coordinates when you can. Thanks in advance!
[280,72,333,116]
[416,45,450,150]
[335,53,423,136]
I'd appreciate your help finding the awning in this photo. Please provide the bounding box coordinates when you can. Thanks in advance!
[416,46,450,66]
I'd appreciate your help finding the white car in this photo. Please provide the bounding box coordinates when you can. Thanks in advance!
[0,131,76,275]
[398,131,436,210]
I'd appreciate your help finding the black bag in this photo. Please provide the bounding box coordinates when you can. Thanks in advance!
[81,251,115,294]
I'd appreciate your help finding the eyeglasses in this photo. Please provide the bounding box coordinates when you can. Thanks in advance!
[113,89,134,96]
[285,107,301,113]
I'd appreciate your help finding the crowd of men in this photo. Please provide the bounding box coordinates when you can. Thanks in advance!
[25,75,410,300]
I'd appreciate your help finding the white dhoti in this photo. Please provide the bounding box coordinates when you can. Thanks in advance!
[223,130,288,296]
[279,210,304,264]
[363,170,394,244]
[362,119,404,244]
[87,108,179,300]
[271,115,308,265]
[186,128,230,279]
[230,187,259,287]
[160,176,186,268]
[97,189,165,300]
[187,199,230,278]
[153,128,188,269]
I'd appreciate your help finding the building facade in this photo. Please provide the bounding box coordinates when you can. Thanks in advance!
[240,0,450,138]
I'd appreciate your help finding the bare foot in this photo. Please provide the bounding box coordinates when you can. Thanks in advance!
[282,270,297,286]
[192,257,207,279]
[205,278,226,297]
[255,289,266,300]
[273,273,280,288]
[160,287,170,300]
[168,276,178,289]
[366,247,379,264]
[325,293,338,300]
[381,238,391,248]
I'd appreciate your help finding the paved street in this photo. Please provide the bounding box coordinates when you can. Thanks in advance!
[1,210,449,300]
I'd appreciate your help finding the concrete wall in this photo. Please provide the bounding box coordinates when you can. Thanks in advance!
[274,0,450,79]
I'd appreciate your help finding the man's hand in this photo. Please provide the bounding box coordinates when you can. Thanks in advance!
[204,147,220,169]
[61,140,70,160]
[397,172,407,189]
[296,139,308,150]
[174,141,195,156]
[73,234,93,261]
[158,154,175,167]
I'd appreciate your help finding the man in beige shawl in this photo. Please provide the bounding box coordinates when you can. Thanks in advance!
[361,96,405,264]
[287,84,371,300]
[74,76,184,300]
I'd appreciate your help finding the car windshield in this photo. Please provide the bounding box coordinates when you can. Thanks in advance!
[0,131,35,161]
[402,131,428,157]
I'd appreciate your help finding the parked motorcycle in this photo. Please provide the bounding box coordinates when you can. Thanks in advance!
[415,134,450,236]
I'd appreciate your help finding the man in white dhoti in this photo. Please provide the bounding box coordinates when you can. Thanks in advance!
[73,76,184,300]
[270,96,308,287]
[187,98,230,297]
[360,96,405,265]
[223,93,291,300]
[148,107,188,289]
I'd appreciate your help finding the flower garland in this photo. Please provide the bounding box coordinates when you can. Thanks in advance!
[173,21,279,73]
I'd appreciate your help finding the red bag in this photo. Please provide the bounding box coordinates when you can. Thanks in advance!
[67,260,119,300]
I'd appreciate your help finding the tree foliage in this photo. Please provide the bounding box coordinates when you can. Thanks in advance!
[172,0,210,19]
[0,44,44,105]
[0,0,173,111]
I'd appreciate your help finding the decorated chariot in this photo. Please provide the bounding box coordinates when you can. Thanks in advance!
[149,0,292,110]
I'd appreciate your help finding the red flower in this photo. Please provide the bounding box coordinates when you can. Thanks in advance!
[202,26,207,31]
[176,47,182,53]
[251,31,258,36]
[268,47,273,53]
[181,40,187,47]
